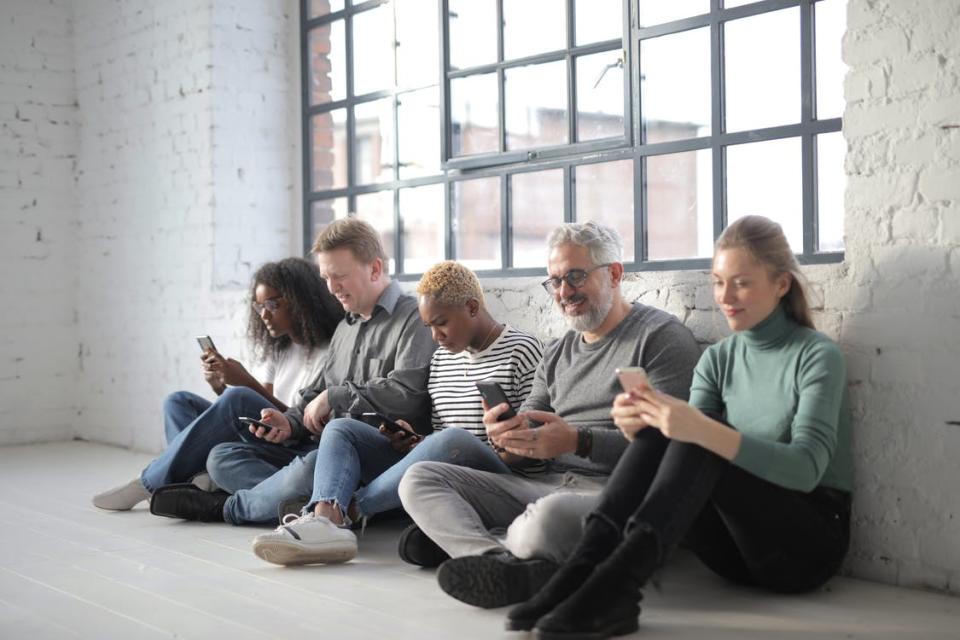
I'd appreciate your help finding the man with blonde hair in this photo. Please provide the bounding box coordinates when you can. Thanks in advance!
[149,218,436,524]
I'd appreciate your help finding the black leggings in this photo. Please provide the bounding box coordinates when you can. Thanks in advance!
[593,426,850,593]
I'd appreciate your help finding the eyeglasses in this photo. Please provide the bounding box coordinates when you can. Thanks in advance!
[540,264,612,293]
[252,296,283,314]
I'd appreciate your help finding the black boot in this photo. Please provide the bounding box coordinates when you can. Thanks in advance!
[398,523,450,568]
[437,551,559,608]
[532,527,660,640]
[506,514,621,631]
[150,483,229,522]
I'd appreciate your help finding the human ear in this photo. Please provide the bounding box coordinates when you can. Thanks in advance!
[369,257,383,281]
[466,298,480,318]
[609,262,625,286]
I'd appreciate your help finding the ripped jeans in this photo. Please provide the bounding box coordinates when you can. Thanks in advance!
[309,420,511,521]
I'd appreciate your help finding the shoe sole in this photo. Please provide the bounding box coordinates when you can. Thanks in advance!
[252,538,358,566]
[533,617,639,640]
[437,556,557,609]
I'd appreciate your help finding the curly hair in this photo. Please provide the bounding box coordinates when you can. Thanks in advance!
[416,261,485,308]
[247,257,345,361]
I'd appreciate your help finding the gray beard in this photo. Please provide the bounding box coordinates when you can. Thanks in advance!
[561,281,615,333]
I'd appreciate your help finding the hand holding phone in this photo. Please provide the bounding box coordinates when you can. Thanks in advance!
[360,412,418,436]
[616,366,651,393]
[196,335,217,353]
[239,416,273,432]
[475,381,517,420]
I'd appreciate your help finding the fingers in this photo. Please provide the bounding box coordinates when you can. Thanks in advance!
[485,413,524,440]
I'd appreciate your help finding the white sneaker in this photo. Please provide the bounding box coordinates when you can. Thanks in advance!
[252,513,358,566]
[92,477,151,511]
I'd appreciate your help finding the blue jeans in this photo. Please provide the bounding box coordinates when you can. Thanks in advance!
[221,420,510,526]
[140,387,272,492]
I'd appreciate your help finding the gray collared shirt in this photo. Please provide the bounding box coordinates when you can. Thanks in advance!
[285,280,436,442]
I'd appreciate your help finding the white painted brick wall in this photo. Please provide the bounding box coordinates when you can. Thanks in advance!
[0,0,78,445]
[71,0,300,453]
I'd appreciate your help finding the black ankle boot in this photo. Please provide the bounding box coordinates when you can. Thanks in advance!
[506,515,621,631]
[150,483,229,522]
[531,527,660,640]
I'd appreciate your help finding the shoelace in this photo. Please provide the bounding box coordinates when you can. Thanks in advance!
[277,511,313,533]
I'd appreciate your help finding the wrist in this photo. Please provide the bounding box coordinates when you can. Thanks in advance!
[575,427,593,458]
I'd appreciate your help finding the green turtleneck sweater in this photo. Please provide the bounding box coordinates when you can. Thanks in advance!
[689,306,852,493]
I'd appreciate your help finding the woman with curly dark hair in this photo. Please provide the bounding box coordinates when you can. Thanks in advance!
[92,257,344,512]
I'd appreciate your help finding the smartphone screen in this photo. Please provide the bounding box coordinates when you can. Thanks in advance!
[616,367,651,392]
[475,381,517,420]
[196,335,216,352]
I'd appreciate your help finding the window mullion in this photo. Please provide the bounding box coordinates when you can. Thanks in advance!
[711,2,725,240]
[800,0,816,254]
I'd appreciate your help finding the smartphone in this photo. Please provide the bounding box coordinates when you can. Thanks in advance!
[616,366,651,392]
[196,335,217,353]
[475,381,517,420]
[360,412,417,437]
[239,416,273,432]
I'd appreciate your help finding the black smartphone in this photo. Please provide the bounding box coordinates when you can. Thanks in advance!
[196,335,217,352]
[360,412,417,437]
[239,416,273,432]
[475,381,517,420]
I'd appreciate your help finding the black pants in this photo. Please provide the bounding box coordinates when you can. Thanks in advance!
[593,427,850,593]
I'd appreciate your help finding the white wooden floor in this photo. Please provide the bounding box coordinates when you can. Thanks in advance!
[0,441,957,640]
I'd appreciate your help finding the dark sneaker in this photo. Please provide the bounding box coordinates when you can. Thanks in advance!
[276,496,310,522]
[398,523,449,568]
[149,483,229,522]
[437,551,558,609]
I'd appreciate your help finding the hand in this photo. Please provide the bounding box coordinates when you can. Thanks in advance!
[380,418,422,454]
[631,388,708,444]
[255,408,292,443]
[494,410,577,460]
[202,363,226,394]
[202,351,254,388]
[611,391,650,441]
[302,391,331,435]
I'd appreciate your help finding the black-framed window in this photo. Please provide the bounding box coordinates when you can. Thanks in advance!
[301,0,846,277]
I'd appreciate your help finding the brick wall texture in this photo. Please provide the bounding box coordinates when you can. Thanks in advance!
[0,0,957,593]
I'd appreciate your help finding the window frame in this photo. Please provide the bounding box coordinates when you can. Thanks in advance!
[300,0,844,279]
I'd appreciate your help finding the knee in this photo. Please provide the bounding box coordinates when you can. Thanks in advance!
[163,390,194,413]
[319,418,355,441]
[219,386,262,408]
[206,442,245,478]
[398,461,447,510]
[424,427,479,453]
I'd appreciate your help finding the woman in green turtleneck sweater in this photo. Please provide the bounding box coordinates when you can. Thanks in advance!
[506,216,852,640]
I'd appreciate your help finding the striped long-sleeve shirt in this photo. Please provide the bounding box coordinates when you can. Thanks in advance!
[426,325,544,439]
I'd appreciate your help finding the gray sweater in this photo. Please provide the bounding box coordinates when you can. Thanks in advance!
[285,280,437,443]
[519,302,701,476]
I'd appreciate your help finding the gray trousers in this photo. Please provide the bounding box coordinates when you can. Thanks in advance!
[398,461,606,564]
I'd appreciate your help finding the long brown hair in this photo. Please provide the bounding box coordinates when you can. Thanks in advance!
[715,216,815,329]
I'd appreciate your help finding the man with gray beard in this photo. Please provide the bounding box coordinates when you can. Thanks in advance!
[397,221,701,609]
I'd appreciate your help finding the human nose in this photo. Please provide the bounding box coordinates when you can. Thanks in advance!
[557,277,576,299]
[430,326,444,342]
[717,283,735,305]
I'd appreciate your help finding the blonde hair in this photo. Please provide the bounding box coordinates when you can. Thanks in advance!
[416,261,485,308]
[715,216,815,329]
[311,218,388,266]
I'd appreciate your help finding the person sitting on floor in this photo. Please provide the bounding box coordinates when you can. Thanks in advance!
[92,257,343,511]
[248,260,545,565]
[506,215,852,639]
[147,217,436,524]
[397,221,701,609]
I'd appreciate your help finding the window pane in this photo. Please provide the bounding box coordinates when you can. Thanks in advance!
[725,8,801,132]
[397,0,439,89]
[504,0,566,60]
[727,138,803,251]
[309,21,346,105]
[309,198,348,243]
[398,88,441,180]
[309,0,344,19]
[576,0,622,45]
[816,0,848,120]
[401,183,445,274]
[451,73,499,156]
[646,150,713,261]
[354,98,395,185]
[354,5,395,96]
[449,0,497,69]
[637,1,708,27]
[505,61,567,150]
[453,177,501,270]
[574,160,635,262]
[817,132,845,251]
[356,191,396,273]
[512,169,564,268]
[576,51,625,142]
[310,109,347,191]
[641,27,711,143]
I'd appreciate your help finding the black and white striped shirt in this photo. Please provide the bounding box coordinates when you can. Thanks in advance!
[428,325,544,440]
